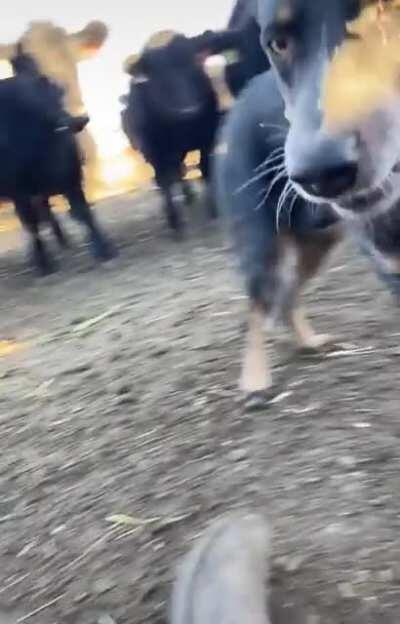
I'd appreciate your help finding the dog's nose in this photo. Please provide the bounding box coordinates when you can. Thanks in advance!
[291,161,358,199]
[286,129,359,199]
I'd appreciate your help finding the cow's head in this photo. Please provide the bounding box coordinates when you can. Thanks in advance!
[124,31,214,122]
[0,21,108,114]
[258,0,400,215]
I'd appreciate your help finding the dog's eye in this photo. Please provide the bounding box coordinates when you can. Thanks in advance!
[268,37,290,57]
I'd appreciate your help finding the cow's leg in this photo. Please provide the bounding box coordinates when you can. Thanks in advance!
[181,178,196,205]
[156,171,184,235]
[38,197,70,249]
[200,148,218,220]
[49,210,70,249]
[14,198,56,275]
[65,187,117,261]
[180,161,195,204]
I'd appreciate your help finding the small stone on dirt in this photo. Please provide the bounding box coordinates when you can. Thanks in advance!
[74,592,90,604]
[93,578,116,595]
[0,497,18,516]
[370,496,391,508]
[286,555,305,572]
[60,363,92,376]
[337,456,357,469]
[276,555,305,573]
[151,347,170,357]
[70,317,87,326]
[110,352,123,363]
[116,385,132,396]
[51,524,67,536]
[116,395,136,406]
[98,614,116,624]
[377,569,394,583]
[354,570,370,584]
[338,582,356,599]
[0,369,16,379]
[229,449,248,462]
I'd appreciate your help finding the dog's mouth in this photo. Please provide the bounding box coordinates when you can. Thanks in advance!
[334,161,400,213]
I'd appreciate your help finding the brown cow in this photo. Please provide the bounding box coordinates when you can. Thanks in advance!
[0,20,108,201]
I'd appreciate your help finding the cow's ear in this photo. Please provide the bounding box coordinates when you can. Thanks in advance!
[0,43,16,60]
[123,54,142,77]
[69,21,108,61]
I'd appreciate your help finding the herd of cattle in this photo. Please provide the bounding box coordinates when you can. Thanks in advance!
[0,0,263,272]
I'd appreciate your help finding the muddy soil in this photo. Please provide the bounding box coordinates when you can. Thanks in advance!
[0,190,400,624]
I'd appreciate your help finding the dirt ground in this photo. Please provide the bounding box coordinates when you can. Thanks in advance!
[0,189,400,624]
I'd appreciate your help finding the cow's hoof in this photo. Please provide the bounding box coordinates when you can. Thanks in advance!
[58,238,71,250]
[90,237,118,262]
[182,185,196,206]
[170,225,185,242]
[206,199,218,220]
[173,231,185,242]
[33,243,58,276]
[36,258,58,276]
[54,232,71,250]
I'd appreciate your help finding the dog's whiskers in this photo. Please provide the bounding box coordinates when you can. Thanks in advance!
[259,121,286,129]
[257,169,287,208]
[254,147,285,173]
[287,190,299,228]
[235,161,285,195]
[276,180,295,232]
[254,169,288,211]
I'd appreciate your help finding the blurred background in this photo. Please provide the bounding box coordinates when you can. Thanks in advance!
[0,0,233,198]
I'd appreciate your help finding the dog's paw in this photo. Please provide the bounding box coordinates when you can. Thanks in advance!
[298,333,336,353]
[243,391,271,412]
[240,371,273,412]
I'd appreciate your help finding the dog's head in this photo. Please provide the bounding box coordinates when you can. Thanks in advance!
[258,0,400,214]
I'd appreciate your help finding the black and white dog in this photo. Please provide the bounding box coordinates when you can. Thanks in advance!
[216,0,400,396]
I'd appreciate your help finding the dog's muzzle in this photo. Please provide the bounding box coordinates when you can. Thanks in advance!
[287,132,359,200]
[291,161,358,200]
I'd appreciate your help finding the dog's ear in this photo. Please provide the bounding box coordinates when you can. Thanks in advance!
[69,21,108,61]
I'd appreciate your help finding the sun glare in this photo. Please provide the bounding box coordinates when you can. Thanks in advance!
[0,61,12,79]
[101,154,134,186]
[0,340,26,357]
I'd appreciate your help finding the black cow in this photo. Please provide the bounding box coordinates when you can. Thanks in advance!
[121,30,239,235]
[224,0,270,97]
[1,53,115,274]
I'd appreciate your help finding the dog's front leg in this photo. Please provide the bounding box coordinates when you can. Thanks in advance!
[286,224,343,350]
[240,302,272,394]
